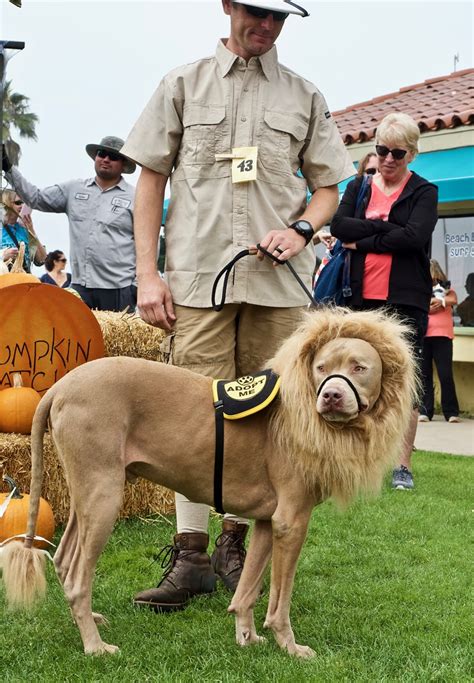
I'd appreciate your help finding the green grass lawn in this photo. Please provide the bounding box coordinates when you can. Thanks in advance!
[0,451,471,682]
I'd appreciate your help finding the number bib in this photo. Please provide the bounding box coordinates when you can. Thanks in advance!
[231,146,258,183]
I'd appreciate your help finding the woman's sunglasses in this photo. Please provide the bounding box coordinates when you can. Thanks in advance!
[57,258,67,262]
[365,167,377,175]
[241,3,289,21]
[375,145,408,160]
[13,199,24,205]
[96,149,122,162]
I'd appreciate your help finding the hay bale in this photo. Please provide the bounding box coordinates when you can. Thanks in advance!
[0,433,175,525]
[93,310,166,361]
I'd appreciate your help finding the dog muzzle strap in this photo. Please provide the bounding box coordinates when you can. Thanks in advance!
[316,374,364,413]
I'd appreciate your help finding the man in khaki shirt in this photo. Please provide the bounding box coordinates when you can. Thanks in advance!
[122,0,355,613]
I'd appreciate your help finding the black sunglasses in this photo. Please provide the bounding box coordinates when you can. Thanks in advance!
[57,257,67,262]
[96,149,122,162]
[365,167,377,175]
[240,3,289,21]
[375,145,408,160]
[13,199,24,205]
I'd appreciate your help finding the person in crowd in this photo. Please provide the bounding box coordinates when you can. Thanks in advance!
[1,189,46,271]
[2,136,136,311]
[456,272,474,326]
[419,259,460,423]
[40,250,72,288]
[121,0,354,612]
[357,152,378,177]
[331,112,438,490]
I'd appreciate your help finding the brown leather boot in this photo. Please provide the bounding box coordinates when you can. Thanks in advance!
[134,532,217,612]
[211,520,249,592]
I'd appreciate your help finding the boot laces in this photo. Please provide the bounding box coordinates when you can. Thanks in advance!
[153,544,204,588]
[215,531,247,566]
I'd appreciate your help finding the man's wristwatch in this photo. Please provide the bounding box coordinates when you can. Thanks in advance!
[289,220,314,245]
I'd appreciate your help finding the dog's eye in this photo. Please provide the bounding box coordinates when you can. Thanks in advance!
[353,365,366,373]
[316,364,325,372]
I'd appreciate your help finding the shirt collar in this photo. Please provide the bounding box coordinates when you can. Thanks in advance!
[216,39,278,80]
[86,176,126,191]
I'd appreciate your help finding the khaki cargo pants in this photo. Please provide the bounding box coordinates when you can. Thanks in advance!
[160,303,306,379]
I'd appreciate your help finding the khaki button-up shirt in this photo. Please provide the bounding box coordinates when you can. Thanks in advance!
[7,167,136,288]
[123,40,354,307]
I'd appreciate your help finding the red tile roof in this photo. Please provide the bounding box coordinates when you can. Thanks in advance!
[333,69,474,145]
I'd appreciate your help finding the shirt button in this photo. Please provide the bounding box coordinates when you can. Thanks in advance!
[243,87,249,92]
[241,117,247,122]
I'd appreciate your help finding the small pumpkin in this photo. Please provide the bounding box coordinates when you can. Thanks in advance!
[0,373,41,434]
[0,242,40,289]
[0,475,55,549]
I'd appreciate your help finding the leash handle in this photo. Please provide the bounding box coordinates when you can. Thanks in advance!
[211,245,318,311]
[211,249,250,311]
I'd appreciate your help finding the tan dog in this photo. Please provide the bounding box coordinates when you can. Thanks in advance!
[2,309,417,657]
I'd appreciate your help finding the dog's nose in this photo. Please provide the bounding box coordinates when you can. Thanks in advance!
[322,387,343,402]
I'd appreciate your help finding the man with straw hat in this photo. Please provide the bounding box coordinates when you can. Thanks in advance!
[122,0,354,611]
[2,136,137,311]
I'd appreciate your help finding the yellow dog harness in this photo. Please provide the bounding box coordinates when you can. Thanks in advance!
[212,370,280,513]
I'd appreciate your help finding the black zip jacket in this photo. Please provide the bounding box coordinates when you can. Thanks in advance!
[330,171,438,312]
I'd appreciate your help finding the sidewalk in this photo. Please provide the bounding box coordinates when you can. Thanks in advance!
[415,415,474,456]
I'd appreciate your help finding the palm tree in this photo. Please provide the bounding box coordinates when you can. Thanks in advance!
[2,79,39,165]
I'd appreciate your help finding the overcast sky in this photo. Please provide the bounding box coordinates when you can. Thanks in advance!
[2,0,473,270]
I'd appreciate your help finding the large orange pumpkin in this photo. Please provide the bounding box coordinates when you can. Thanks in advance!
[0,282,105,394]
[0,476,55,550]
[0,373,41,433]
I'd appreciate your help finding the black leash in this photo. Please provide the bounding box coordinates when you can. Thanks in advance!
[211,244,317,513]
[316,374,364,413]
[211,244,318,311]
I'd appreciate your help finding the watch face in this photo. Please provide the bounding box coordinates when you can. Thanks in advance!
[291,221,314,243]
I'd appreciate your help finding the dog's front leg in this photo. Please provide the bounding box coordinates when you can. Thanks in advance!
[264,504,314,658]
[228,519,272,647]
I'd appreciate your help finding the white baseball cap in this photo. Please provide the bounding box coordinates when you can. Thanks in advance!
[237,1,309,17]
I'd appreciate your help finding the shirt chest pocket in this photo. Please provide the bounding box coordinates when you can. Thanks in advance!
[259,111,308,174]
[181,104,226,165]
[97,205,132,234]
[69,198,90,221]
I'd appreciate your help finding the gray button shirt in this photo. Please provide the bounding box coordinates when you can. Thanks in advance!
[6,167,136,288]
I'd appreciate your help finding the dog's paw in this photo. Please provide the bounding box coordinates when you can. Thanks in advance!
[289,644,315,659]
[236,629,267,647]
[85,642,120,656]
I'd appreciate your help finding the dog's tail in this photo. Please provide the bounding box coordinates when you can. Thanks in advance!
[2,388,55,608]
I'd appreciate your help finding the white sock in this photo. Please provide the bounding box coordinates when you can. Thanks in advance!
[175,492,210,534]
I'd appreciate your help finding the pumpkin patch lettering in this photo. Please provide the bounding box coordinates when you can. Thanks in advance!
[0,283,104,395]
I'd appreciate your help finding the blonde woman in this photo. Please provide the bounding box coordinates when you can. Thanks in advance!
[1,189,46,271]
[331,112,439,490]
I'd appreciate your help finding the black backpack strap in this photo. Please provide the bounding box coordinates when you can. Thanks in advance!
[355,174,372,216]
